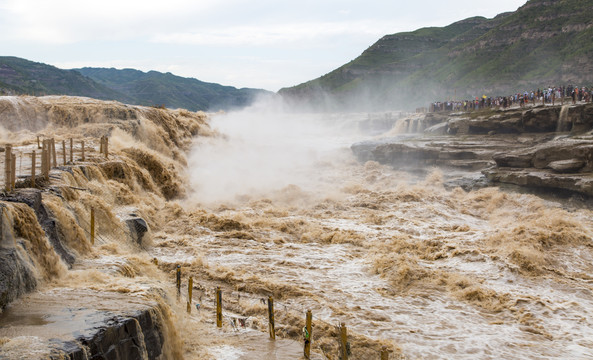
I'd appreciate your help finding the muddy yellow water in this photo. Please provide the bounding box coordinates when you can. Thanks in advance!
[1,96,592,359]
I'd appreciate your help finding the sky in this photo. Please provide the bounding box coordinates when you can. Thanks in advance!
[0,0,527,92]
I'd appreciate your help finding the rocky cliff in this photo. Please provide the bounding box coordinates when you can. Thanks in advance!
[0,96,209,359]
[352,102,593,196]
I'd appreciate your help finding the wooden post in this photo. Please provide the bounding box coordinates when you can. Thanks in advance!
[51,138,57,168]
[176,265,181,297]
[69,138,73,163]
[44,140,50,179]
[104,137,108,159]
[4,145,12,192]
[100,136,104,154]
[62,140,66,166]
[37,136,40,149]
[11,154,16,190]
[216,287,222,328]
[339,322,349,360]
[31,151,36,187]
[381,346,389,360]
[4,145,11,192]
[268,296,275,340]
[40,141,46,180]
[45,140,51,179]
[304,310,312,359]
[81,141,85,162]
[187,276,193,313]
[90,207,95,245]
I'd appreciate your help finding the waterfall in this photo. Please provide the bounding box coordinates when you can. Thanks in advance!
[556,105,570,133]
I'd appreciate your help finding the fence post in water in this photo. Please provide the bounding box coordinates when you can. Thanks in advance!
[45,140,51,179]
[216,287,223,328]
[4,145,12,192]
[268,296,275,340]
[176,265,181,297]
[81,141,85,162]
[100,136,103,155]
[90,207,95,245]
[69,138,73,163]
[62,140,66,166]
[31,151,36,188]
[104,137,109,159]
[40,141,47,180]
[51,138,57,168]
[339,322,349,360]
[37,136,40,149]
[187,276,193,313]
[304,309,312,359]
[11,154,16,190]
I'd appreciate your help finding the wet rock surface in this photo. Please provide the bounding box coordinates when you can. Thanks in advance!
[0,288,165,360]
[125,215,150,247]
[2,189,77,266]
[352,103,593,197]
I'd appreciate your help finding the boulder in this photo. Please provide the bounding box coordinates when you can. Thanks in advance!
[424,122,448,135]
[493,152,534,168]
[548,159,585,173]
[371,143,440,166]
[125,215,149,247]
[532,143,593,170]
[484,168,593,196]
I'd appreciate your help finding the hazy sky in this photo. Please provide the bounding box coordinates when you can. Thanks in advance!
[0,0,527,91]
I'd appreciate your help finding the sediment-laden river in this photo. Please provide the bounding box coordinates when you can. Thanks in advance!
[0,96,592,359]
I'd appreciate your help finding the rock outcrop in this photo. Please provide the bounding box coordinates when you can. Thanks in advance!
[352,103,593,196]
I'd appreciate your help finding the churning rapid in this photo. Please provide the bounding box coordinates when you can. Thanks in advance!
[1,95,592,359]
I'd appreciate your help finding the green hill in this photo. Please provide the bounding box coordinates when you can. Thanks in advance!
[0,56,133,102]
[279,0,593,111]
[0,57,270,111]
[75,67,270,111]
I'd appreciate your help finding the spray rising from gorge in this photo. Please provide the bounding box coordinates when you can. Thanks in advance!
[1,95,593,359]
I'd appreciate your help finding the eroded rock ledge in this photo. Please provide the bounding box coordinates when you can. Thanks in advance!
[351,103,593,196]
[0,288,172,360]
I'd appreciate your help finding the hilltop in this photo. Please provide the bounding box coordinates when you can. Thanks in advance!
[279,0,593,111]
[0,57,270,111]
[75,67,270,112]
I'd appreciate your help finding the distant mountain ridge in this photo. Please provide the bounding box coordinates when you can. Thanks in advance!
[279,0,593,111]
[0,56,270,111]
[75,67,270,112]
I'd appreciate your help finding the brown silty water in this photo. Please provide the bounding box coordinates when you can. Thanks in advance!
[1,95,593,359]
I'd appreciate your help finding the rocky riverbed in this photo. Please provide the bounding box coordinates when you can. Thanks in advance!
[2,96,593,359]
[351,102,593,198]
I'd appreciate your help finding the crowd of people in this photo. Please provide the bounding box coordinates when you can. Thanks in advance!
[428,85,593,113]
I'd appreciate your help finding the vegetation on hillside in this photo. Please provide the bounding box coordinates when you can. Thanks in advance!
[0,57,270,111]
[76,67,270,111]
[279,0,593,111]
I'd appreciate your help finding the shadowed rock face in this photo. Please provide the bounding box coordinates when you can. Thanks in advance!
[0,247,37,310]
[126,216,149,247]
[60,309,165,360]
[1,194,65,311]
[0,288,168,360]
[2,189,76,266]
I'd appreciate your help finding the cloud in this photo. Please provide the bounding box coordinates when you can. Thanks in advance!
[0,0,224,43]
[151,20,396,47]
